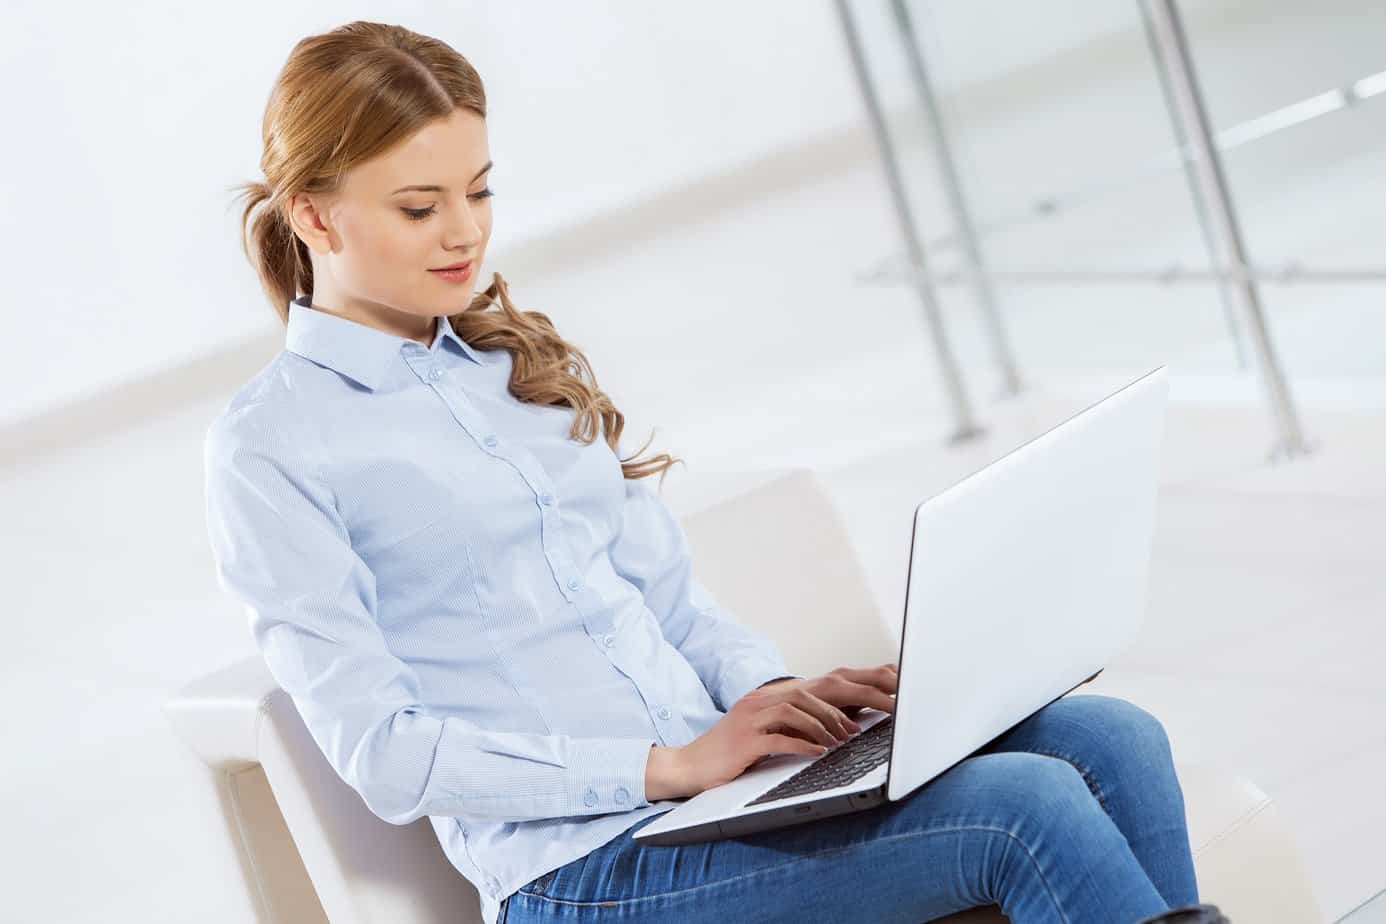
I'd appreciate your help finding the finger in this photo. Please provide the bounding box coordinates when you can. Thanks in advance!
[834,665,899,695]
[829,677,896,713]
[755,701,839,748]
[761,733,829,760]
[792,687,860,738]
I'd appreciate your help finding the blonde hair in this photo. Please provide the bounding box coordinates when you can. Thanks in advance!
[230,20,681,485]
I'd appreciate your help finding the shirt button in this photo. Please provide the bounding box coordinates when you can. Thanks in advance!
[614,787,629,805]
[583,788,598,807]
[567,577,581,591]
[427,367,442,381]
[602,634,615,648]
[657,707,672,720]
[540,492,554,505]
[484,435,498,448]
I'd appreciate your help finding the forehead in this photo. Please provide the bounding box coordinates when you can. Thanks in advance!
[347,109,490,191]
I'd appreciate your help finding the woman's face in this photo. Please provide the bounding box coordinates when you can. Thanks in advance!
[289,107,494,342]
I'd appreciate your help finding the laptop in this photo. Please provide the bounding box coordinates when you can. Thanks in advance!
[634,366,1169,846]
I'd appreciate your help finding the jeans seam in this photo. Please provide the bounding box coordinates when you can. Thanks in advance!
[1026,747,1112,817]
[506,823,1070,922]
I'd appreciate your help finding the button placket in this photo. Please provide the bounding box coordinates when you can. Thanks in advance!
[428,382,584,601]
[422,382,579,598]
[538,506,579,600]
[530,486,580,599]
[424,380,565,586]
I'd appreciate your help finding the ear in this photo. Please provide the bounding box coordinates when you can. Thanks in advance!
[288,192,335,255]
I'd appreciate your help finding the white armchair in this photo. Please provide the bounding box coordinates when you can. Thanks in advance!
[166,468,1323,923]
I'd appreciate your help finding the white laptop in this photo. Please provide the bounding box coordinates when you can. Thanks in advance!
[634,366,1169,846]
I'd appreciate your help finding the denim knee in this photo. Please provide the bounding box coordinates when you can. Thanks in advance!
[960,751,1105,832]
[1062,694,1174,763]
[1019,752,1107,823]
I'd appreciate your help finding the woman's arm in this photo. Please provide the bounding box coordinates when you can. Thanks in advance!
[204,413,657,825]
[608,474,796,712]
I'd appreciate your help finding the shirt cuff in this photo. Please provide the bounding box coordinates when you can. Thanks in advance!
[565,735,658,815]
[714,658,799,712]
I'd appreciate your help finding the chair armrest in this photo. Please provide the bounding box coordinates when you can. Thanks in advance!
[164,654,279,770]
[1181,762,1323,923]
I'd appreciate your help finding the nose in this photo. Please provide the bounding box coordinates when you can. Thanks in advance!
[443,199,485,250]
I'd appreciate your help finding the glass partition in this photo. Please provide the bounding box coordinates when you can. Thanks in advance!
[840,0,1386,456]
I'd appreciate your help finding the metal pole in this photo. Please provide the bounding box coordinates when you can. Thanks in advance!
[1143,0,1311,461]
[889,0,1023,399]
[1137,0,1249,372]
[914,66,1386,257]
[834,0,984,444]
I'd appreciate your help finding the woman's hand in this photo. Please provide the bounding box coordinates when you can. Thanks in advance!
[646,663,899,800]
[756,663,899,721]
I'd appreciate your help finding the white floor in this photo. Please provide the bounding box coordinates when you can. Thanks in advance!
[4,9,1384,919]
[810,391,1386,924]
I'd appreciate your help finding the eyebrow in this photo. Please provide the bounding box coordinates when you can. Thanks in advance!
[391,160,493,195]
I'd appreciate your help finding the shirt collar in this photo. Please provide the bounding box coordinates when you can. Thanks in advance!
[284,295,484,390]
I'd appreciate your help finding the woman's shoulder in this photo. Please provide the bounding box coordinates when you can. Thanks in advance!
[206,350,322,460]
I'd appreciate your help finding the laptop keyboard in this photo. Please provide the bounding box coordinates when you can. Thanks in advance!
[744,714,895,807]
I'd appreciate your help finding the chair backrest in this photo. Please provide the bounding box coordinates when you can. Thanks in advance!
[167,467,886,923]
[677,467,895,678]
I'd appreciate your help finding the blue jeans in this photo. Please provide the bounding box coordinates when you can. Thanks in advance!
[497,694,1199,923]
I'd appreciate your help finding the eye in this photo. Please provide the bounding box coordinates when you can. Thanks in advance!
[401,188,494,222]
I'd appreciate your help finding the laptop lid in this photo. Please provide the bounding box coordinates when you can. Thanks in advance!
[886,366,1169,801]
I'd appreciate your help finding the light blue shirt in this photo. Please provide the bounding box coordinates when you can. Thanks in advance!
[202,296,798,924]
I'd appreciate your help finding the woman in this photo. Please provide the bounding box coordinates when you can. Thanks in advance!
[205,20,1226,924]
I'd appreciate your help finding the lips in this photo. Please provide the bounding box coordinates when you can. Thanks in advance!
[431,261,472,272]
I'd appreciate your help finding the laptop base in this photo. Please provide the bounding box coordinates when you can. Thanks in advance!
[637,666,1105,848]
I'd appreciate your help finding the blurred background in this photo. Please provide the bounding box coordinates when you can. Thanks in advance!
[2,0,1382,920]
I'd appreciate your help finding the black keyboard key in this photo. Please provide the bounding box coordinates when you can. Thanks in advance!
[745,716,894,806]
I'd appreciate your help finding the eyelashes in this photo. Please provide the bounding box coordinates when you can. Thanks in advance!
[402,188,495,221]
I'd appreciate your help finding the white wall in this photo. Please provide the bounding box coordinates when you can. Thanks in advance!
[1,0,1246,430]
[2,0,848,427]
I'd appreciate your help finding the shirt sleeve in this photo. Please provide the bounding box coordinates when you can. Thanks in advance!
[203,412,656,827]
[608,469,796,713]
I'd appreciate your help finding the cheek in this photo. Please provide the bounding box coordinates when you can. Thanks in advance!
[339,211,402,266]
[371,216,426,264]
[338,215,428,294]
